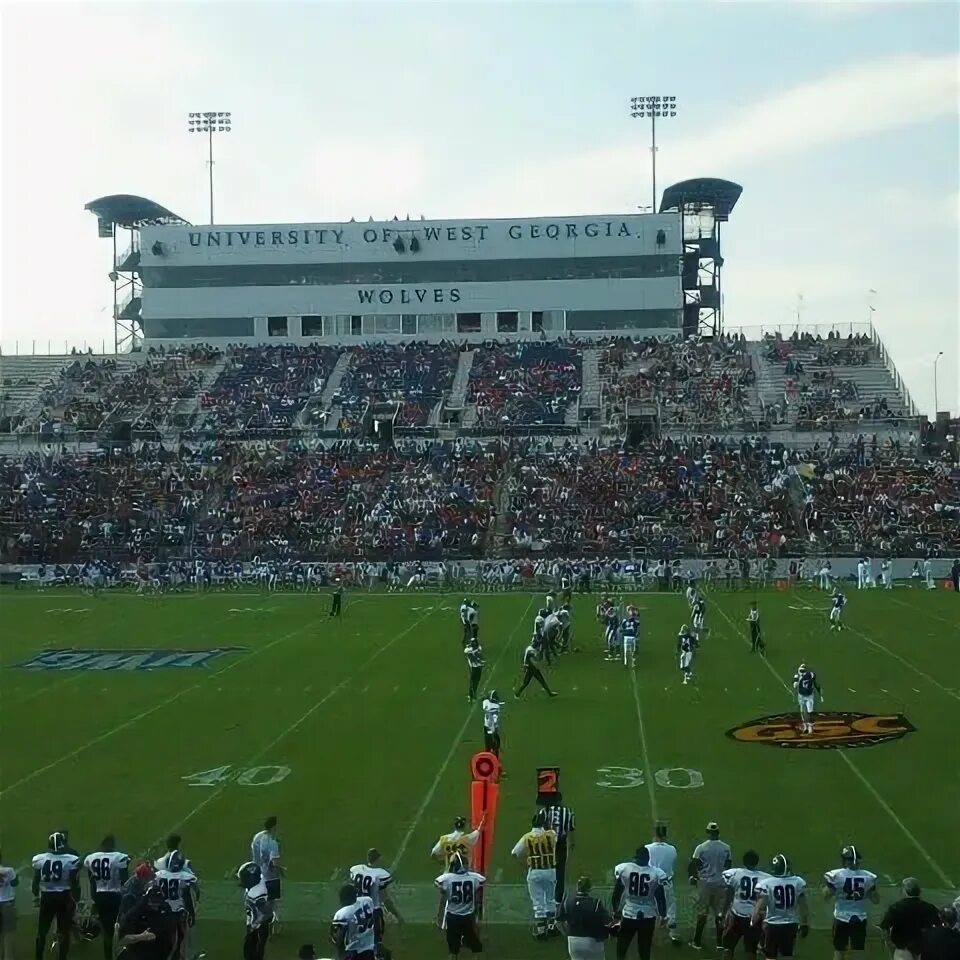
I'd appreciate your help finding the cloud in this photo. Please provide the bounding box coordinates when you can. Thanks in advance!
[457,52,958,215]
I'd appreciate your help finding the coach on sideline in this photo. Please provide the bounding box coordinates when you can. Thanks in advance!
[557,876,611,960]
[880,878,941,960]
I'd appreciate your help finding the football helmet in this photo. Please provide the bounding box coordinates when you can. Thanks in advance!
[237,862,262,889]
[841,845,861,865]
[771,854,790,877]
[48,832,67,852]
[167,851,187,874]
[450,853,468,874]
[487,690,499,703]
[453,816,467,831]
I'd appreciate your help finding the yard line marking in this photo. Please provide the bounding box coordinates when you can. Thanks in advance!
[712,601,953,888]
[887,595,960,631]
[629,670,659,821]
[0,611,325,799]
[392,597,534,874]
[147,608,440,851]
[848,688,857,693]
[846,624,960,704]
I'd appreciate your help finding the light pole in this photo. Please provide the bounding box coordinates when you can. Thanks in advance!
[934,350,944,414]
[630,95,678,213]
[187,111,232,224]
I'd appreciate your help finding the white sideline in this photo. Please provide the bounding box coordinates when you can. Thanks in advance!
[392,596,535,873]
[711,602,954,888]
[147,606,442,849]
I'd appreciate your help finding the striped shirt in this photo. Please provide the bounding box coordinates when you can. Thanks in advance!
[539,804,575,839]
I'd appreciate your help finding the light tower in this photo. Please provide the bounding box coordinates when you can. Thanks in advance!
[629,95,678,212]
[187,111,232,224]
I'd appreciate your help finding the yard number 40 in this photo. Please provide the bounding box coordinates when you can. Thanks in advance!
[182,765,291,788]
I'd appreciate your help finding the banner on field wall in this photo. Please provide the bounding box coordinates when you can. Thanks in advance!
[469,751,500,910]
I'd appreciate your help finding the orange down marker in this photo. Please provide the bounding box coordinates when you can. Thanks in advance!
[469,751,500,916]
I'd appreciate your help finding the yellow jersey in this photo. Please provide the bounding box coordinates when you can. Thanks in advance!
[512,828,557,870]
[431,829,480,870]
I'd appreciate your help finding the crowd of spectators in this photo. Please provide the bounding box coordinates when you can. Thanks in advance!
[602,335,755,430]
[194,439,500,560]
[502,434,794,558]
[0,444,216,563]
[196,344,338,433]
[336,341,461,427]
[800,449,960,555]
[469,340,582,426]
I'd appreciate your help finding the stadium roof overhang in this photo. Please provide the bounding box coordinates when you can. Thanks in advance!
[84,194,190,228]
[659,178,742,220]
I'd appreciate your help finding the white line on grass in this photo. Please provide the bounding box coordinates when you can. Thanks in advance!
[629,670,659,821]
[712,602,954,888]
[391,597,535,874]
[887,595,960,631]
[146,608,440,849]
[0,614,320,799]
[846,624,960,704]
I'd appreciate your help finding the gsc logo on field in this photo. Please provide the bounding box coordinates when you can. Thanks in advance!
[15,648,246,672]
[727,711,915,750]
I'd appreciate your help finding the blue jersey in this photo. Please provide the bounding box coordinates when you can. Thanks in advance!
[832,593,846,610]
[794,670,819,696]
[621,617,639,640]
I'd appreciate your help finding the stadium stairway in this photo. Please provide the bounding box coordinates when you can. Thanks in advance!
[297,350,352,427]
[446,349,475,409]
[579,347,602,412]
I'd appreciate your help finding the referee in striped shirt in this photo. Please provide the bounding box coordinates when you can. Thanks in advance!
[539,794,575,907]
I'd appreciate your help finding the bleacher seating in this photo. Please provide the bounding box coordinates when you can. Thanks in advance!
[336,341,461,427]
[469,341,582,426]
[196,344,338,432]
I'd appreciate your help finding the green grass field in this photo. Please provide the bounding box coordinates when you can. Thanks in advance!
[1,583,958,959]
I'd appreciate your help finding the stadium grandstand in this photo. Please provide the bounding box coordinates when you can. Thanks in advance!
[1,183,957,572]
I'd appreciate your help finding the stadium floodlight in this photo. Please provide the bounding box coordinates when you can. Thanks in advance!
[187,111,233,224]
[629,95,678,213]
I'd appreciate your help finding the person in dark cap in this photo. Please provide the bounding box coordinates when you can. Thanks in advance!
[879,878,940,960]
[919,906,960,960]
[557,875,611,959]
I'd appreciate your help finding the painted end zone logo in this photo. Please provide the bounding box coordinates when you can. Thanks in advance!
[727,711,915,749]
[15,648,246,672]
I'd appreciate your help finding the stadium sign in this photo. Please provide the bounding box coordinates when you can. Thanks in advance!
[726,711,915,750]
[186,219,645,250]
[15,647,246,672]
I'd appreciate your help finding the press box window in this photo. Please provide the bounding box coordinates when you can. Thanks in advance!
[496,311,518,333]
[456,312,482,334]
[302,315,323,337]
[268,316,288,337]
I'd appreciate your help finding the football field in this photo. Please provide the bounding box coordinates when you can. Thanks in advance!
[1,583,958,958]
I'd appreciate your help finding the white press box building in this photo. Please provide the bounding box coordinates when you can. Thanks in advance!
[85,181,740,347]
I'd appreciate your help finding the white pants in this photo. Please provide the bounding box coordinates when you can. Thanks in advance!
[568,936,605,959]
[858,568,867,588]
[527,868,557,918]
[623,640,635,663]
[830,607,842,623]
[663,881,676,926]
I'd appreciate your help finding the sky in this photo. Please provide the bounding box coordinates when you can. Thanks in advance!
[1,0,957,415]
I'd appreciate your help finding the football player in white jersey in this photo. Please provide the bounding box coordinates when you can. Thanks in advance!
[251,815,283,924]
[32,832,81,960]
[646,822,680,942]
[481,690,502,757]
[753,854,809,959]
[612,846,667,960]
[350,848,403,953]
[435,853,484,958]
[331,884,376,960]
[823,845,879,960]
[720,849,769,960]
[84,834,130,960]
[155,851,197,956]
[793,664,822,735]
[238,861,272,960]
